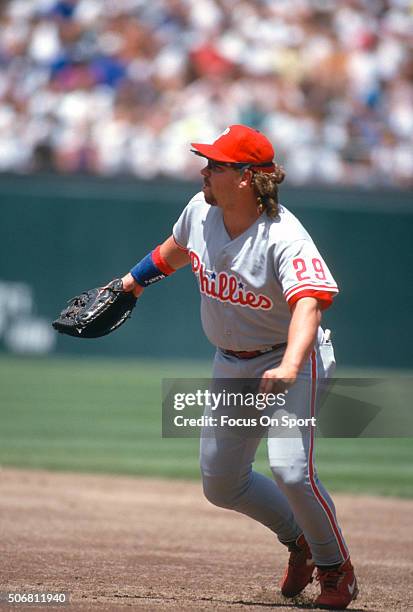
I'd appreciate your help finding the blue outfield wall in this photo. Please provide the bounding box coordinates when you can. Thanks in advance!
[0,173,412,368]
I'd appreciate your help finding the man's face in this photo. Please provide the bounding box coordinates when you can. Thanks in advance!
[200,160,242,206]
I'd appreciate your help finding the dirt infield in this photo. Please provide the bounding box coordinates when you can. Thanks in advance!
[1,469,412,611]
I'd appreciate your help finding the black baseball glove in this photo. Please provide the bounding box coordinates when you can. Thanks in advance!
[52,279,137,338]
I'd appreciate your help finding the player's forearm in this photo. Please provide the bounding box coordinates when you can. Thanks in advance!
[122,235,190,296]
[280,297,321,375]
[159,236,191,270]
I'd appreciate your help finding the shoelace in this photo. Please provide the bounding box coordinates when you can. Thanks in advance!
[317,569,343,591]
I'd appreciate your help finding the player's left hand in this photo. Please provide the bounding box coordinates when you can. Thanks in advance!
[121,273,144,298]
[259,366,298,394]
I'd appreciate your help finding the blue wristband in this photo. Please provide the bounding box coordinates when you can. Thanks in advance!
[130,252,167,287]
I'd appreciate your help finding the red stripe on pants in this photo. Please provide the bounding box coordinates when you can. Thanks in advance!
[308,349,349,562]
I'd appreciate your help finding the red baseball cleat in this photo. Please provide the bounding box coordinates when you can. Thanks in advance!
[315,558,359,609]
[280,534,315,597]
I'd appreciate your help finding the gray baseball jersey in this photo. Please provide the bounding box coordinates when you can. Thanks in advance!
[173,192,338,351]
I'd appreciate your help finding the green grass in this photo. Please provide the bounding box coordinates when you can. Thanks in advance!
[0,356,412,497]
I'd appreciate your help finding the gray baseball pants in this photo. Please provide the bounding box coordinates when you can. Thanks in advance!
[200,333,349,566]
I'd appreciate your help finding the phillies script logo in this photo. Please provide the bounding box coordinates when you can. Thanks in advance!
[190,251,273,311]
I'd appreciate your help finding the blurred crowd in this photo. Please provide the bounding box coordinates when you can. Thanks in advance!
[0,0,412,187]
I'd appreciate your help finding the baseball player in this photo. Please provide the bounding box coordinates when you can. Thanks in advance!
[121,125,358,609]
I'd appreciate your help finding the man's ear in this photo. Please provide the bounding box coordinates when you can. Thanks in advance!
[238,169,252,189]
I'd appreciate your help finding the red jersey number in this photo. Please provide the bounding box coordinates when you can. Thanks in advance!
[293,258,327,281]
[293,258,310,281]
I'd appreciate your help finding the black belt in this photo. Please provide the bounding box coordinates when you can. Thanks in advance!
[221,343,287,360]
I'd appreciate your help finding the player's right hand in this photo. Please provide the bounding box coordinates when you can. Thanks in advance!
[121,273,144,298]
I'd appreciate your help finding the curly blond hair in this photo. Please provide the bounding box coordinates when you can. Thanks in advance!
[251,164,286,218]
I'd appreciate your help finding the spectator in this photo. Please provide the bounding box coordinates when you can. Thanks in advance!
[0,0,411,187]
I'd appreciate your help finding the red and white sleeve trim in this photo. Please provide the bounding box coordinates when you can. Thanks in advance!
[285,283,339,311]
[287,289,334,310]
[285,282,339,301]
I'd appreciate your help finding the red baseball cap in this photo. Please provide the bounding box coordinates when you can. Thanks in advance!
[191,125,275,171]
